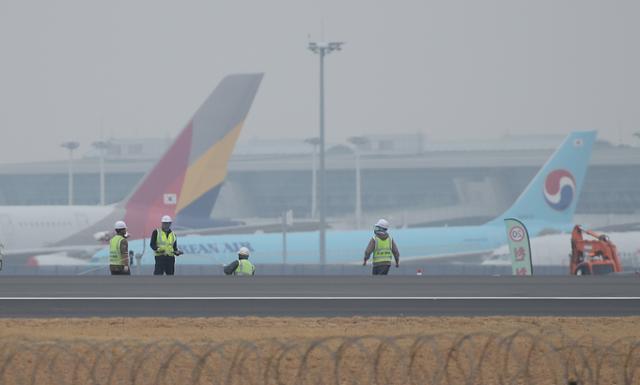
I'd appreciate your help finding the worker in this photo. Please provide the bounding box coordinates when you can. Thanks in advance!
[363,219,400,275]
[150,215,182,275]
[224,247,256,276]
[109,221,130,275]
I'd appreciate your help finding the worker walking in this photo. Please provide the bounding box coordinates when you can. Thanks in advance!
[363,219,400,275]
[150,215,182,275]
[109,221,130,275]
[224,247,256,276]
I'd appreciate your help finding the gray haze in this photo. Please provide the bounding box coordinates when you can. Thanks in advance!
[1,0,639,164]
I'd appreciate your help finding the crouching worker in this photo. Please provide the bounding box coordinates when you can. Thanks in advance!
[224,247,255,276]
[109,221,130,275]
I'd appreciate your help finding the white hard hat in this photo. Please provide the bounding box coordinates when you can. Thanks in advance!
[375,219,390,229]
[161,215,172,223]
[238,247,250,256]
[114,220,127,230]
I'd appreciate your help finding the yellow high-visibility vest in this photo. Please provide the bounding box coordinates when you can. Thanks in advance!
[109,235,125,265]
[155,229,176,257]
[372,236,393,265]
[234,259,255,276]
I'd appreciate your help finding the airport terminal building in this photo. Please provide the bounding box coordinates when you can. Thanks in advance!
[1,134,639,229]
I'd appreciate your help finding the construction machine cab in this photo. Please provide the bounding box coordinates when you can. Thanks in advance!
[570,225,622,275]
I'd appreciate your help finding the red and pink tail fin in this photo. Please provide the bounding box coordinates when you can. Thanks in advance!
[122,73,263,237]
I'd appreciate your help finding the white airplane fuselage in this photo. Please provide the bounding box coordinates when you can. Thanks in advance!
[0,206,114,250]
[484,231,640,267]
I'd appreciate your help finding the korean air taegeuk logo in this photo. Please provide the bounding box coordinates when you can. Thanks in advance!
[543,169,576,211]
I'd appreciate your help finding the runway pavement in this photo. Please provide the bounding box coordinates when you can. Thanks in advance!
[0,276,638,317]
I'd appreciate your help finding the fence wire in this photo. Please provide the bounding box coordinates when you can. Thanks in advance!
[0,331,639,385]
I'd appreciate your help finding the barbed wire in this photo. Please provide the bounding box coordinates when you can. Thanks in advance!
[0,331,638,385]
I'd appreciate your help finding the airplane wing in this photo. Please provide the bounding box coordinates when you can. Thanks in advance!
[400,249,494,264]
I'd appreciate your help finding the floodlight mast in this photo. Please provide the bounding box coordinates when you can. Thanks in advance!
[60,141,80,205]
[92,140,111,205]
[307,41,344,265]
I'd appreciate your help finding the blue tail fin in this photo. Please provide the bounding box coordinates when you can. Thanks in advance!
[495,131,596,224]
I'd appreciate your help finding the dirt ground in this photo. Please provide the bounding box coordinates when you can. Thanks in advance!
[0,317,639,384]
[0,316,639,342]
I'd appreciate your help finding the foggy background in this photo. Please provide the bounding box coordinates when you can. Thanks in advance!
[1,0,639,164]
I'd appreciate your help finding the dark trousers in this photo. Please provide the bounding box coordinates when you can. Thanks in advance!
[372,264,391,275]
[110,265,130,276]
[154,255,175,275]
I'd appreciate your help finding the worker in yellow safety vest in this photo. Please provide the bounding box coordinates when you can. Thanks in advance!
[224,247,256,276]
[109,221,130,275]
[150,215,183,275]
[363,219,400,275]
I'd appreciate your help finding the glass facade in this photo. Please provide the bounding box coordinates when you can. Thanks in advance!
[1,163,638,219]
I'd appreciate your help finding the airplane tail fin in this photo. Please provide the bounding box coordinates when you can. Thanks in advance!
[494,131,596,225]
[122,73,263,234]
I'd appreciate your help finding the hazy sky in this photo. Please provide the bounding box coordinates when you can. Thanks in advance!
[1,0,639,163]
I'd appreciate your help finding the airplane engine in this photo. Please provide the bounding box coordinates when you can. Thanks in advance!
[93,231,113,243]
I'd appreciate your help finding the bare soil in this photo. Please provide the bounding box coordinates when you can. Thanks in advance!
[1,318,639,385]
[0,316,638,342]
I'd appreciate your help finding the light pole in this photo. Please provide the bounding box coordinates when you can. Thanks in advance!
[304,137,320,219]
[348,136,369,229]
[92,141,111,205]
[308,40,344,265]
[60,141,80,205]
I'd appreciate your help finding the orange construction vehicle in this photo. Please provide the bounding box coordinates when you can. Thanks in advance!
[570,225,622,275]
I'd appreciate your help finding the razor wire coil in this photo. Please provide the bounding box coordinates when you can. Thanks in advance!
[0,331,638,385]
